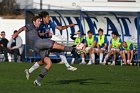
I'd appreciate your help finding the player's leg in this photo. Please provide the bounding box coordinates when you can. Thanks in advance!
[87,48,96,65]
[80,53,86,64]
[111,50,117,65]
[130,50,134,63]
[103,49,113,65]
[98,49,104,64]
[127,50,131,64]
[36,39,79,56]
[25,49,50,80]
[59,54,77,71]
[25,60,44,80]
[120,50,127,65]
[34,57,52,86]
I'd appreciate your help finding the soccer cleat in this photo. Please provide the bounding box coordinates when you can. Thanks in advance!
[111,62,115,66]
[87,61,92,65]
[79,62,86,65]
[34,80,41,86]
[67,66,77,71]
[57,61,64,64]
[25,69,30,80]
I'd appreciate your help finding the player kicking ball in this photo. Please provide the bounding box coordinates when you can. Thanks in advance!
[13,15,79,86]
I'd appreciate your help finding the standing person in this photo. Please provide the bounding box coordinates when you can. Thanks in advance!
[7,30,23,62]
[96,28,108,64]
[13,16,79,86]
[0,31,9,62]
[103,32,122,65]
[70,30,84,64]
[120,41,134,65]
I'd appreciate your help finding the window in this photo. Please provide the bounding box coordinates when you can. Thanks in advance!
[108,0,136,2]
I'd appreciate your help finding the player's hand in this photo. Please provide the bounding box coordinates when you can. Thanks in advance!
[69,24,75,27]
[8,47,13,50]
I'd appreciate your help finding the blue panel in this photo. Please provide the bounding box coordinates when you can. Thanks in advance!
[65,17,75,34]
[137,12,140,60]
[74,17,84,34]
[51,16,63,35]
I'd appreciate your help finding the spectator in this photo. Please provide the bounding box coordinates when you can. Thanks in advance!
[0,31,9,61]
[7,30,23,62]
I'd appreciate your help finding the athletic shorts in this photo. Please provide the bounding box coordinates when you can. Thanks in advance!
[123,50,133,53]
[111,48,120,52]
[85,47,96,51]
[34,39,55,59]
[39,49,51,59]
[34,39,55,50]
[95,48,106,51]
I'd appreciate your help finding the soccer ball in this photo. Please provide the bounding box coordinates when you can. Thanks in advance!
[76,43,85,50]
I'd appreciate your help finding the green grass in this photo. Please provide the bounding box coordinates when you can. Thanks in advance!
[0,62,140,93]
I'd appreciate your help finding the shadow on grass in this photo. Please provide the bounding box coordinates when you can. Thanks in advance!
[46,78,111,85]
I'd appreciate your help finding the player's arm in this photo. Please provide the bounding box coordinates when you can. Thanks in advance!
[117,39,122,49]
[129,44,134,62]
[12,26,26,39]
[92,37,97,48]
[56,24,75,30]
[93,41,97,48]
[103,37,108,49]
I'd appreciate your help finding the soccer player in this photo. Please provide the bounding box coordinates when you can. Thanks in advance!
[80,31,97,65]
[70,30,84,64]
[96,28,108,64]
[120,41,134,65]
[103,32,121,65]
[12,16,79,86]
[37,11,77,70]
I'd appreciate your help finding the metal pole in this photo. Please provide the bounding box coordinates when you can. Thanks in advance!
[40,0,42,10]
[137,12,140,66]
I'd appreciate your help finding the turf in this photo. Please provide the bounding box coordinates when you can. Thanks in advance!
[0,62,140,93]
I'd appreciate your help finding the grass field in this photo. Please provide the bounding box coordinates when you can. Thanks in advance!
[0,62,140,93]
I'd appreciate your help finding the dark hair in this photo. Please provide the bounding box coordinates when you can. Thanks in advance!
[1,31,5,33]
[98,28,103,32]
[39,11,49,18]
[87,30,92,34]
[112,31,118,36]
[14,30,17,34]
[32,16,40,22]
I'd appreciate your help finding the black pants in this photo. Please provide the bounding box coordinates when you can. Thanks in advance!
[0,46,9,62]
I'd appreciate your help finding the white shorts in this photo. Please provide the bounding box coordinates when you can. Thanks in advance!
[95,48,106,51]
[111,48,120,52]
[123,50,133,53]
[85,47,92,51]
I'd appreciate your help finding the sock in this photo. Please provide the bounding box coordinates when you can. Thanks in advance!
[71,58,75,64]
[36,68,48,82]
[59,55,70,68]
[28,62,40,74]
[112,61,115,64]
[127,60,130,63]
[104,54,108,62]
[82,58,85,62]
[100,53,103,63]
[91,54,95,63]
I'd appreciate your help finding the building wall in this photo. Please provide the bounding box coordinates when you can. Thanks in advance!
[0,18,25,44]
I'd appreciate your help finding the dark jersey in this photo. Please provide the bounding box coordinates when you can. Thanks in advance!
[25,24,40,49]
